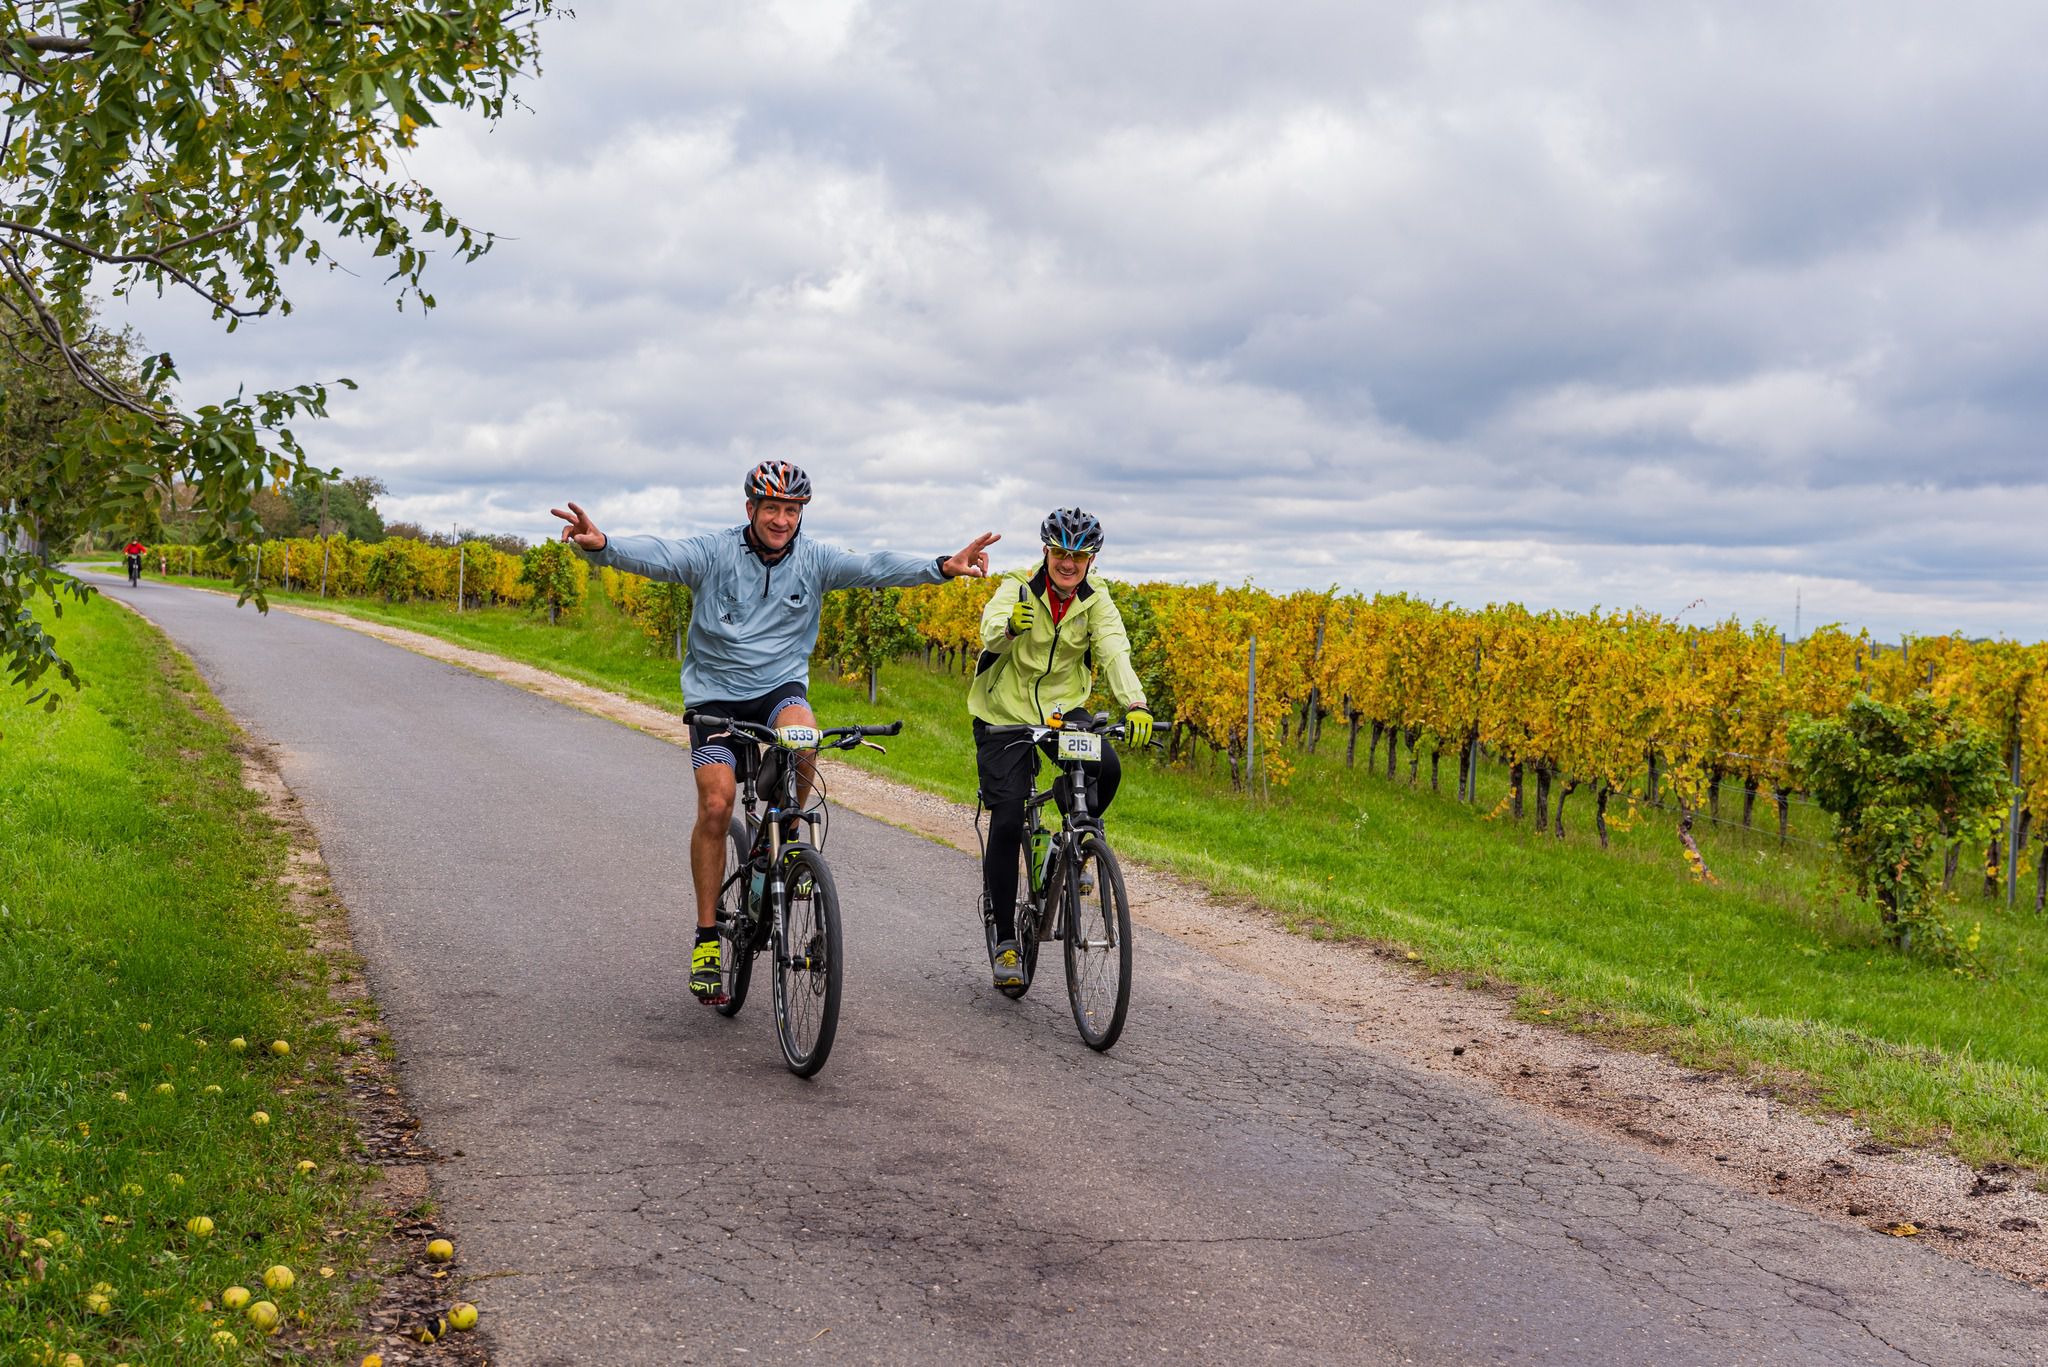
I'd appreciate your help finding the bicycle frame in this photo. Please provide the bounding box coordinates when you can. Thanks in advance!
[730,744,819,948]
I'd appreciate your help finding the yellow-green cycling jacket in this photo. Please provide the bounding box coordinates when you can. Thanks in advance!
[968,564,1147,726]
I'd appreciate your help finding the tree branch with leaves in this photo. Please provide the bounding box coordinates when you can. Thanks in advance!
[0,0,557,712]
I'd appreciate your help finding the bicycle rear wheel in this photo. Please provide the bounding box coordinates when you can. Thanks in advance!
[772,848,842,1077]
[1063,835,1132,1051]
[713,816,754,1017]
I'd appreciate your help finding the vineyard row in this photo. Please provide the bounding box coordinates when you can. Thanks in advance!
[147,537,2047,898]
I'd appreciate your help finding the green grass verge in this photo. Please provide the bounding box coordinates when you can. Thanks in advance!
[2,594,383,1365]
[129,573,2048,1170]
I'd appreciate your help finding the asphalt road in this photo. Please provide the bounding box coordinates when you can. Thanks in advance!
[93,572,2048,1365]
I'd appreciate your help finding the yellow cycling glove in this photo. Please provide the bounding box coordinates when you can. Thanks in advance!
[1124,706,1154,747]
[1007,599,1037,635]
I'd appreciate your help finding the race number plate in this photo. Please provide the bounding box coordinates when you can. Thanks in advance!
[776,725,821,749]
[1057,731,1102,763]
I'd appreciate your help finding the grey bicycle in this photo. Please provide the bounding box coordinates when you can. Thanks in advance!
[687,710,901,1077]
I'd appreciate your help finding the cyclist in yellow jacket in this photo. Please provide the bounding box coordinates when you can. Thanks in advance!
[968,508,1152,988]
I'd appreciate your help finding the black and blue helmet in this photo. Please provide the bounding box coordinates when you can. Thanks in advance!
[1040,507,1103,554]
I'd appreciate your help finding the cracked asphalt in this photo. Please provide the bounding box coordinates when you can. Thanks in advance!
[95,573,2048,1365]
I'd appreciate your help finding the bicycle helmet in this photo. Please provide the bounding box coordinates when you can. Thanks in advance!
[1040,507,1104,554]
[743,460,813,504]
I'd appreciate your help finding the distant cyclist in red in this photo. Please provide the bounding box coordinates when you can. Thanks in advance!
[123,540,148,586]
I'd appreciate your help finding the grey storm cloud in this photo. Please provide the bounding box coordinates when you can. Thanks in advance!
[119,0,2048,640]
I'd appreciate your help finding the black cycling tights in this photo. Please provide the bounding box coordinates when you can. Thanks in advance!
[982,751,1120,943]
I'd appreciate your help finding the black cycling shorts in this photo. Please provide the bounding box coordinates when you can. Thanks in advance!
[689,681,809,771]
[973,718,1045,807]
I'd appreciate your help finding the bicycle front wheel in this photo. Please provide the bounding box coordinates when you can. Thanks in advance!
[1063,835,1132,1051]
[714,816,754,1017]
[772,848,842,1077]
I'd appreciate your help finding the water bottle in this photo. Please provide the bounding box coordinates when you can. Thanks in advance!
[1029,828,1049,893]
[748,862,767,910]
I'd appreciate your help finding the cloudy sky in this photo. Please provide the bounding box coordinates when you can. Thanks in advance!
[122,1,2048,640]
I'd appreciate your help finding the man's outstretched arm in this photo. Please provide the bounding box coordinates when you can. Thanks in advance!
[552,501,715,586]
[821,532,1000,590]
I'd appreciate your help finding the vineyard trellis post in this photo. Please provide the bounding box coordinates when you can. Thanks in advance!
[1461,644,1482,803]
[317,484,332,599]
[1305,610,1326,752]
[2008,733,2023,908]
[457,545,466,614]
[1246,635,1257,798]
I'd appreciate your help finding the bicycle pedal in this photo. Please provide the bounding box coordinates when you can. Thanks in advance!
[696,991,730,1007]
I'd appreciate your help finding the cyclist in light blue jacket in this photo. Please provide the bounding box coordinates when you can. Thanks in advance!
[553,460,999,1000]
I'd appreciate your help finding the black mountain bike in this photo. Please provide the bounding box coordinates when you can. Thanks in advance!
[977,710,1148,1051]
[686,711,901,1077]
[125,553,142,587]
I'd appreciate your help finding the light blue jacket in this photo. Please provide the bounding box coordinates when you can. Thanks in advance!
[580,526,945,704]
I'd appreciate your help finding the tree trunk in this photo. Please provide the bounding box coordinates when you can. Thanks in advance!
[2038,843,2046,914]
[1553,779,1577,840]
[1458,736,1473,802]
[1511,762,1524,820]
[1534,766,1551,832]
[1346,713,1361,768]
[1429,746,1442,794]
[1368,721,1383,771]
[548,600,560,625]
[1943,845,1959,892]
[2017,807,2032,857]
[1741,777,1759,828]
[1406,727,1420,786]
[1774,787,1791,843]
[1678,807,1715,882]
[1708,769,1723,820]
[1645,748,1660,808]
[1595,785,1611,849]
[1985,839,2001,898]
[1386,725,1398,781]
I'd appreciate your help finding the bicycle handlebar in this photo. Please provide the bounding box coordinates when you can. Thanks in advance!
[683,712,903,749]
[981,711,1170,750]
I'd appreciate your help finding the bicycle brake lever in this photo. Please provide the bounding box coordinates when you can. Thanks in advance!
[860,740,888,755]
